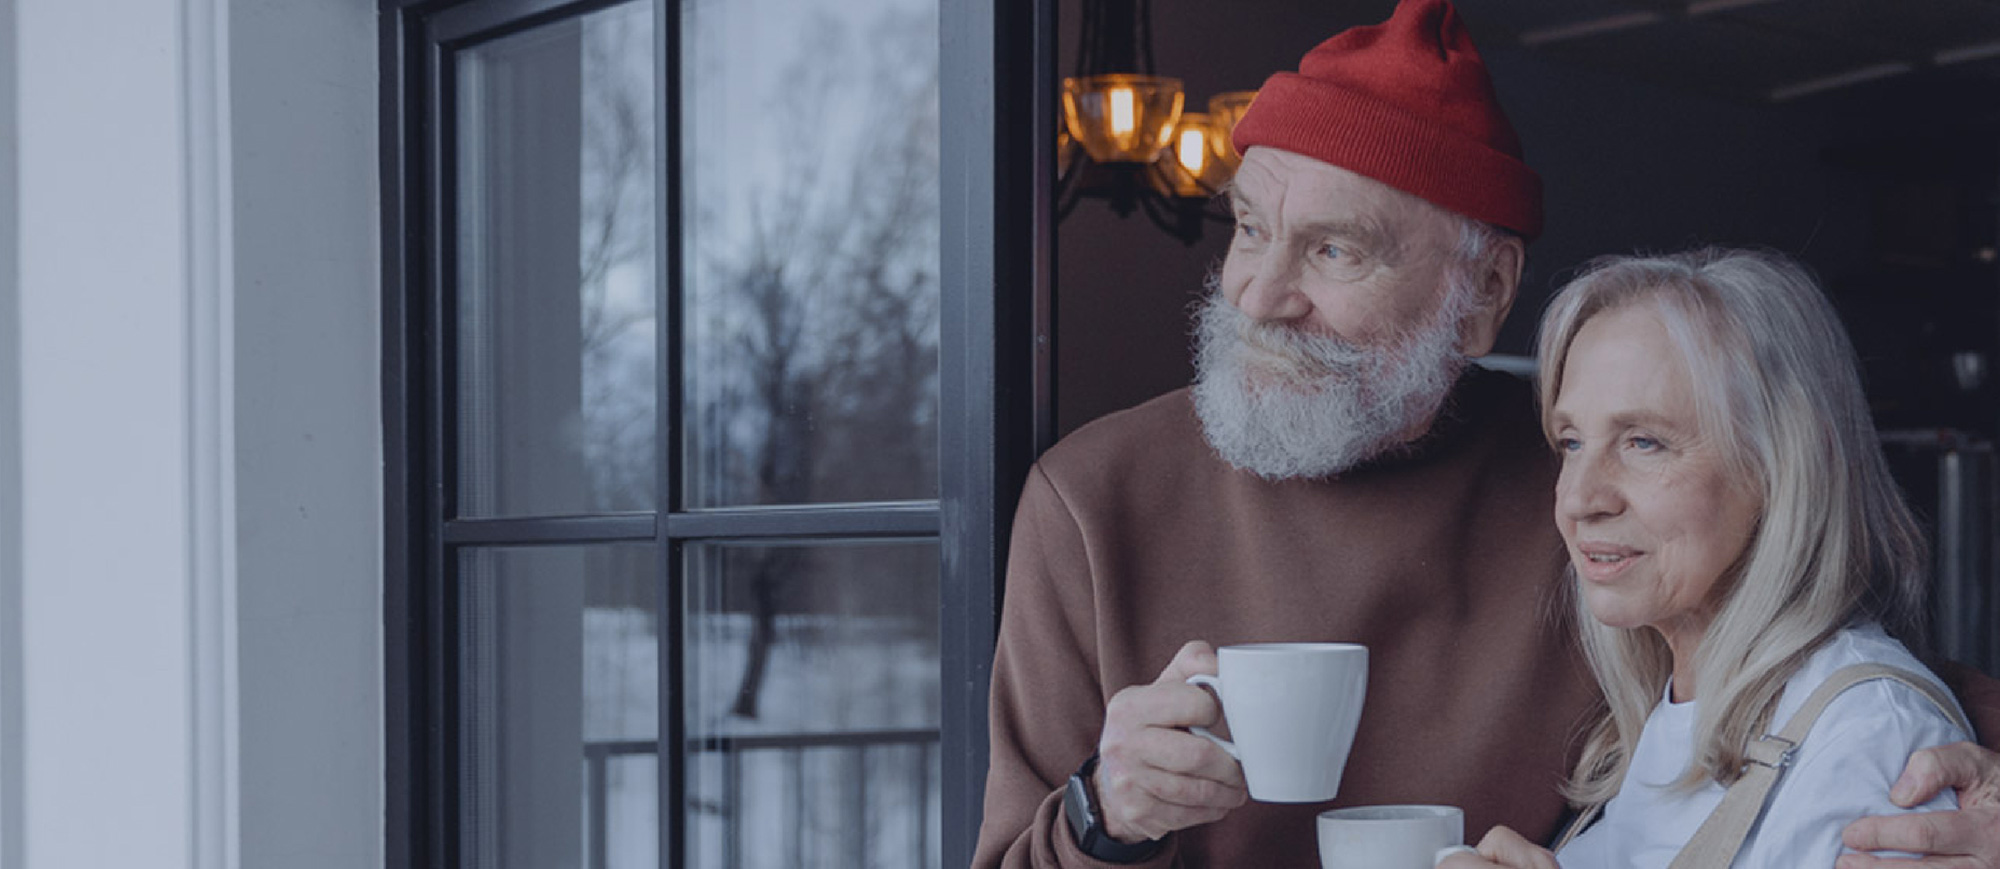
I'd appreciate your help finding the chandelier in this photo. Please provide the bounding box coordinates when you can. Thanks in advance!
[1056,0,1255,245]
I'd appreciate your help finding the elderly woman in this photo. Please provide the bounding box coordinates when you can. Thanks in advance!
[1441,248,1973,869]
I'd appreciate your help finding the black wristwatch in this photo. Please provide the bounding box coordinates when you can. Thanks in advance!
[1063,754,1167,863]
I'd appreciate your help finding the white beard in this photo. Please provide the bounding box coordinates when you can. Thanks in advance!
[1190,277,1473,480]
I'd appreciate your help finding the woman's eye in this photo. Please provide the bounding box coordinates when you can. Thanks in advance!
[1235,221,1262,240]
[1556,437,1582,453]
[1628,435,1662,452]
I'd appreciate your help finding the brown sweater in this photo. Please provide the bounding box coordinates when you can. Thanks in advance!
[974,369,1601,868]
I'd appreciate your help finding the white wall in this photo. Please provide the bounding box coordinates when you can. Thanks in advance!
[229,1,381,865]
[0,0,23,864]
[19,0,203,861]
[9,0,381,866]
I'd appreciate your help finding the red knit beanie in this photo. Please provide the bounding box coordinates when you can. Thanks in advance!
[1231,0,1543,240]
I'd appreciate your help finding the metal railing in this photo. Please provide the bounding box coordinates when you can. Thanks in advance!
[584,727,941,869]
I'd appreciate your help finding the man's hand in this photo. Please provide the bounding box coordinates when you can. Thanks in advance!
[1435,826,1561,869]
[1094,641,1250,843]
[1838,741,2000,869]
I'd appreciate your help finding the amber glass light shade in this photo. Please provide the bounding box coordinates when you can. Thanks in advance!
[1206,90,1257,169]
[1062,74,1184,164]
[1155,112,1233,197]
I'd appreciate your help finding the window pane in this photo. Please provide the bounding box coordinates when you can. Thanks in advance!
[456,1,659,517]
[685,541,940,868]
[459,544,659,869]
[681,0,941,507]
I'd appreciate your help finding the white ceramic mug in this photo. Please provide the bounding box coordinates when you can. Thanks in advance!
[1183,642,1367,803]
[1317,805,1464,869]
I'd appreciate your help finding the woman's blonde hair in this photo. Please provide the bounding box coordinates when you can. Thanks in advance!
[1535,247,1929,803]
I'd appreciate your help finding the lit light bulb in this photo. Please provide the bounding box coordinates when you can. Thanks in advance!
[1177,127,1207,173]
[1109,87,1137,136]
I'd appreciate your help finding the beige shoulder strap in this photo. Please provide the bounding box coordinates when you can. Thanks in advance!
[1664,663,1971,869]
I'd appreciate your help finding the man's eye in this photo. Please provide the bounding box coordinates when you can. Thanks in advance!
[1316,242,1343,260]
[1556,437,1581,453]
[1235,221,1262,240]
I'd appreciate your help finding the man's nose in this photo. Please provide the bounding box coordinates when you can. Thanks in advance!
[1230,254,1313,322]
[1557,451,1623,522]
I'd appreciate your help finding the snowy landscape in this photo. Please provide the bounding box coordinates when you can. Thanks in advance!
[586,608,942,869]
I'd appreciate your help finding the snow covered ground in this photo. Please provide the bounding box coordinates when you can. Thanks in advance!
[586,608,942,868]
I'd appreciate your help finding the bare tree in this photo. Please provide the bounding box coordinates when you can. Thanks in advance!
[688,3,942,720]
[579,15,659,517]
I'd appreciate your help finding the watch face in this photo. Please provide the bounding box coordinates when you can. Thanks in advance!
[1064,770,1096,839]
[1063,763,1164,863]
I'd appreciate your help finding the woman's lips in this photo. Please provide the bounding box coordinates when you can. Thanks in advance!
[1573,543,1641,583]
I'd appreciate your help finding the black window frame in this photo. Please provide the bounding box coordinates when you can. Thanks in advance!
[379,0,1051,865]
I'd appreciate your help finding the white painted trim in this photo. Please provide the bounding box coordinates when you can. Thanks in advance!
[0,0,21,864]
[18,0,377,865]
[182,0,240,865]
[20,0,197,860]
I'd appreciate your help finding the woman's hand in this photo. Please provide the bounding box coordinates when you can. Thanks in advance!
[1435,826,1562,869]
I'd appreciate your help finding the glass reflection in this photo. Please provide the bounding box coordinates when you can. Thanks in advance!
[456,1,658,517]
[682,0,941,508]
[459,543,658,869]
[685,541,940,868]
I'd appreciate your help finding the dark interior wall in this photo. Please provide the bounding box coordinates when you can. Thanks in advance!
[1054,1,1995,437]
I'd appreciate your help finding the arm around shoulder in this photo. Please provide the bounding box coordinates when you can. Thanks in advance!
[1741,681,1968,867]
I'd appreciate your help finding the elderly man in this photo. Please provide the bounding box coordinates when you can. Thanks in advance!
[972,1,2000,867]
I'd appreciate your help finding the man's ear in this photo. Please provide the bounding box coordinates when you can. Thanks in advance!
[1459,234,1525,358]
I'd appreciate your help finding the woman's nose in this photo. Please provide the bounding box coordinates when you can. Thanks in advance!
[1558,453,1623,522]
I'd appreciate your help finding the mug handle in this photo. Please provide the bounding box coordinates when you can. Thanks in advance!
[1183,674,1239,760]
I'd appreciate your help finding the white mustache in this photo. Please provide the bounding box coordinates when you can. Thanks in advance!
[1218,305,1374,385]
[1191,281,1471,480]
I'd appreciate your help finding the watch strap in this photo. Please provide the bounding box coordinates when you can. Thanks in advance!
[1063,753,1167,864]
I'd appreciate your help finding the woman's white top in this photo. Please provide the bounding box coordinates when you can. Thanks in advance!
[1559,623,1970,868]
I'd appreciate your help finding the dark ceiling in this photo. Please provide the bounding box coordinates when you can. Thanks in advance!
[1452,0,2000,104]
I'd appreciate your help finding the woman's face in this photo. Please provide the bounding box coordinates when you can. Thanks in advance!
[1550,304,1762,650]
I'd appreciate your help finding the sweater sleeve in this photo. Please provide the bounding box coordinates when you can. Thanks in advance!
[1735,679,1969,868]
[1935,659,2000,746]
[971,465,1180,869]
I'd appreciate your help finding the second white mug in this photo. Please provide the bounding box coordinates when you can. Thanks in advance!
[1317,805,1464,869]
[1184,642,1367,803]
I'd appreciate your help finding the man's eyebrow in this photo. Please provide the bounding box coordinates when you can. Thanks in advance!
[1294,215,1401,261]
[1225,184,1254,213]
[1217,194,1405,261]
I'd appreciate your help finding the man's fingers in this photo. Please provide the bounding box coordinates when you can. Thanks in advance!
[1844,746,2000,869]
[1115,726,1245,788]
[1157,640,1219,685]
[1098,728,1247,815]
[1095,757,1246,843]
[1842,808,1992,856]
[1106,679,1221,733]
[1835,854,1986,869]
[1892,743,2000,808]
[1095,680,1247,844]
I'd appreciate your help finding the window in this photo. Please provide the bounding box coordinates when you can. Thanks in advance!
[382,0,1045,866]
